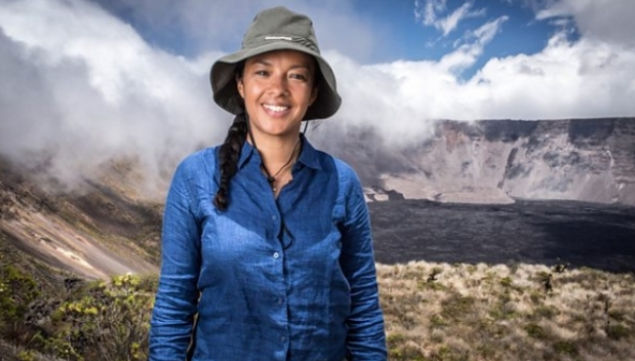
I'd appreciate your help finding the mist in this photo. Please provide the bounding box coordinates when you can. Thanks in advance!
[1,0,633,197]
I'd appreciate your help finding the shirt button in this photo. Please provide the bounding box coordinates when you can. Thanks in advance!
[277,297,283,305]
[272,215,277,221]
[280,335,286,342]
[273,252,279,259]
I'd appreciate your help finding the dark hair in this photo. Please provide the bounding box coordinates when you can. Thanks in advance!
[213,62,247,211]
[213,112,248,211]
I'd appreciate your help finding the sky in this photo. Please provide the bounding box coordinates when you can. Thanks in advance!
[1,0,634,194]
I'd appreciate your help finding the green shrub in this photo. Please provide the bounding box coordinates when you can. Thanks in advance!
[607,324,630,340]
[386,332,407,348]
[440,294,475,321]
[390,344,428,361]
[1,269,157,361]
[0,265,40,338]
[533,305,557,319]
[430,314,449,329]
[525,323,548,340]
[431,345,468,361]
[553,341,578,356]
[17,350,36,361]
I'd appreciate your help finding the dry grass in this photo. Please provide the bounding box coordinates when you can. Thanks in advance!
[1,255,633,361]
[377,261,634,361]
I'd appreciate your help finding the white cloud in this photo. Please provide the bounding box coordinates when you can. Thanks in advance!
[0,0,634,195]
[534,0,635,48]
[415,0,486,36]
[474,33,635,117]
[321,16,634,148]
[438,2,486,36]
[445,16,509,73]
[0,0,224,196]
[414,0,447,25]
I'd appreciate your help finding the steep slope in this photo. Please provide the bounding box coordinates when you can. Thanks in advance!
[0,156,160,280]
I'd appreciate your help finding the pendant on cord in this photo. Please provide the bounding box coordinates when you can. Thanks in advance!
[267,176,276,192]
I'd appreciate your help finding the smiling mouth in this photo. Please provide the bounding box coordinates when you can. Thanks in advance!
[262,103,291,116]
[263,104,290,112]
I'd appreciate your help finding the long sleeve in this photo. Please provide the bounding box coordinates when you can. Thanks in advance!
[339,169,387,360]
[149,158,201,361]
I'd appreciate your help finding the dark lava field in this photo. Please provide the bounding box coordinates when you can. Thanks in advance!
[369,199,635,273]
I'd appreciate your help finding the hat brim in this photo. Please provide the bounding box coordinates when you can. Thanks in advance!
[211,41,341,120]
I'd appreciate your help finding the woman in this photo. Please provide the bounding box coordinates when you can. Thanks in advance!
[149,6,387,361]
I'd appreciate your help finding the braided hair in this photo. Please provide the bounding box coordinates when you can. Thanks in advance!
[212,62,248,211]
[213,112,248,211]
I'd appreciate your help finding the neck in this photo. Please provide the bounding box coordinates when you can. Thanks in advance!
[246,131,301,172]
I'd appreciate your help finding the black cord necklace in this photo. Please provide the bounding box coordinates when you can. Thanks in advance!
[247,122,301,193]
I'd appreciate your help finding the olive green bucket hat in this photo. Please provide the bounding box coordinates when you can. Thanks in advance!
[210,6,341,120]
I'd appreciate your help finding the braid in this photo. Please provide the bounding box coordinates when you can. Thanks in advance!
[213,112,248,211]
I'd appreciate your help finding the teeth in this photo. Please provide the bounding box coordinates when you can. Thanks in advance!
[263,104,289,112]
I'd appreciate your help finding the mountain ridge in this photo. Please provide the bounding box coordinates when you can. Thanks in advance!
[332,118,635,205]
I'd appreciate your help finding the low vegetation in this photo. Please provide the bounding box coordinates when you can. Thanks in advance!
[0,259,155,361]
[379,261,634,361]
[0,258,633,361]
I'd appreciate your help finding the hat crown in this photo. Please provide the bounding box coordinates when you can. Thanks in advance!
[241,7,320,54]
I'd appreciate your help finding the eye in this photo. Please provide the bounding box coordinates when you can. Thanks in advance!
[255,70,269,76]
[290,73,308,81]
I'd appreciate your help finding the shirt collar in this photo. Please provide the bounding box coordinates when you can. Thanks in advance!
[237,139,256,170]
[237,133,322,171]
[296,133,322,171]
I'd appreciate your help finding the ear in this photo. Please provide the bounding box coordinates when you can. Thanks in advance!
[236,74,245,99]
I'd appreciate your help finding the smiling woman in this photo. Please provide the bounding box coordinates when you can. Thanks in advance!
[237,50,318,146]
[148,6,387,361]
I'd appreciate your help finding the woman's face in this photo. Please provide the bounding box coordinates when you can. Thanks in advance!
[237,50,318,141]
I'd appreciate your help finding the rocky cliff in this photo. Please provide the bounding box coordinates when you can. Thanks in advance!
[344,118,635,205]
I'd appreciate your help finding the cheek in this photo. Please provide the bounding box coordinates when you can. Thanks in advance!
[295,86,315,103]
[238,77,252,95]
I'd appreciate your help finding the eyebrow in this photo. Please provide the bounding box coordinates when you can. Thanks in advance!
[252,59,312,70]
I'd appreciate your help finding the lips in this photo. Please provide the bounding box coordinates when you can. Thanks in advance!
[262,103,291,117]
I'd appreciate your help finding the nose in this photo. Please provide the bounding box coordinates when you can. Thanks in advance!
[267,73,289,96]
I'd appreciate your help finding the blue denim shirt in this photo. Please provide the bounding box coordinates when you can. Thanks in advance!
[149,134,387,361]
